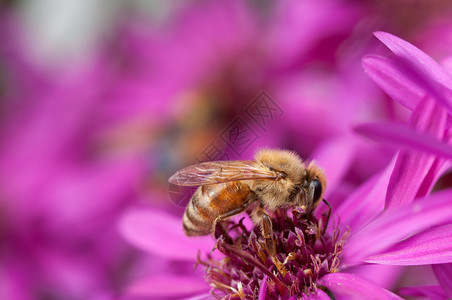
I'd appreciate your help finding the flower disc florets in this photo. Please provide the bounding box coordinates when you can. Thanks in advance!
[199,208,348,299]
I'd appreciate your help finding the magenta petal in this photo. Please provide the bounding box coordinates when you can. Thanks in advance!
[374,31,452,91]
[416,129,452,197]
[408,96,448,141]
[374,31,452,113]
[354,122,452,160]
[354,121,452,198]
[347,264,402,290]
[118,208,214,261]
[335,157,395,232]
[365,224,452,265]
[362,55,423,110]
[183,294,213,300]
[398,286,447,300]
[318,273,403,300]
[432,264,452,298]
[385,97,447,209]
[126,275,209,297]
[258,275,269,300]
[343,189,452,266]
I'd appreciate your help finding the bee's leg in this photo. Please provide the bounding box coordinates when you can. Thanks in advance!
[213,220,232,243]
[213,194,256,241]
[261,213,275,254]
[257,207,287,276]
[321,199,332,235]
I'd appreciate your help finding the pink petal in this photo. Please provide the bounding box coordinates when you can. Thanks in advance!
[335,157,395,232]
[318,273,403,300]
[118,208,214,261]
[343,189,452,266]
[365,224,452,265]
[416,151,452,198]
[346,264,402,290]
[362,55,423,110]
[398,286,446,300]
[354,122,452,160]
[126,275,209,298]
[374,31,452,91]
[432,264,452,298]
[374,31,452,113]
[410,121,452,198]
[258,275,269,300]
[409,97,448,142]
[183,294,213,300]
[385,97,447,209]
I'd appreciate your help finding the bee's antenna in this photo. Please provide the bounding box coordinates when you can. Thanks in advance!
[322,199,331,235]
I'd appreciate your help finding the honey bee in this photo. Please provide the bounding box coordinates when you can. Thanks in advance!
[169,149,327,246]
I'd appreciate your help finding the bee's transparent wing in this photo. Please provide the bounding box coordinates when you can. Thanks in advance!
[169,160,277,186]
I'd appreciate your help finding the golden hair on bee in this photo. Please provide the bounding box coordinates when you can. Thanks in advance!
[169,148,327,237]
[254,148,305,181]
[250,148,326,214]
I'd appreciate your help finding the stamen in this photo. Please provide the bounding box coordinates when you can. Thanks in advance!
[199,207,349,299]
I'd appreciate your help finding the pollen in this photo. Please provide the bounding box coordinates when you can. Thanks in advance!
[198,208,349,299]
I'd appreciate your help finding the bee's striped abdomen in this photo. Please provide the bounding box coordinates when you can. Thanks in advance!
[182,182,253,236]
[183,187,213,236]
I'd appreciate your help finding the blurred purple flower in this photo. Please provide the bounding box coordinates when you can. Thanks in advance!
[0,13,151,299]
[114,0,385,179]
[119,32,452,299]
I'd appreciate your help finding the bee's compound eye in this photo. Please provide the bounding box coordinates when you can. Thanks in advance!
[311,179,323,202]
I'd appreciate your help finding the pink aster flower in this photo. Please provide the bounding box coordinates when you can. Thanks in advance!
[119,32,452,299]
[3,0,452,298]
[119,161,452,299]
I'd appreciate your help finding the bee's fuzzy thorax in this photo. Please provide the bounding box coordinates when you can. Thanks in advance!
[254,148,305,183]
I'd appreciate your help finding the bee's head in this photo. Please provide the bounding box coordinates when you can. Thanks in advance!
[298,161,327,213]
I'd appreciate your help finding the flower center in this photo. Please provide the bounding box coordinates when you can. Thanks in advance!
[198,207,348,299]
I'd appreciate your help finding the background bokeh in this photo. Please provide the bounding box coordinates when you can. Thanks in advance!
[1,0,452,299]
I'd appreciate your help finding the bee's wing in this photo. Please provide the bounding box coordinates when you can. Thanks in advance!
[169,160,277,186]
